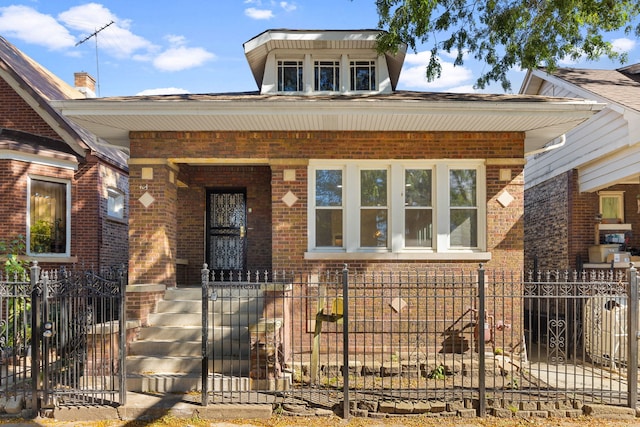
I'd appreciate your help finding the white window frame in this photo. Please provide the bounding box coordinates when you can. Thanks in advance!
[307,160,488,260]
[349,59,377,91]
[107,187,125,220]
[27,175,71,257]
[313,59,341,92]
[277,59,304,93]
[598,190,625,223]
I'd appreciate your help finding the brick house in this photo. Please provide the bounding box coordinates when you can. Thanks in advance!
[52,28,603,346]
[521,66,640,271]
[0,36,129,271]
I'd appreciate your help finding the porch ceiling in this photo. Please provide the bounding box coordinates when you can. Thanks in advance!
[51,92,605,156]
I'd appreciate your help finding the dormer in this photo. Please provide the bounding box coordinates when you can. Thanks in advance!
[243,29,407,96]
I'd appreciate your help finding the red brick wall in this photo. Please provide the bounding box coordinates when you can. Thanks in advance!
[525,169,640,270]
[126,288,164,327]
[524,171,571,270]
[126,130,527,355]
[0,77,129,273]
[176,165,272,285]
[0,159,73,269]
[129,131,526,285]
[130,131,524,160]
[0,79,60,139]
[73,161,100,266]
[128,163,177,287]
[0,157,128,272]
[98,162,129,269]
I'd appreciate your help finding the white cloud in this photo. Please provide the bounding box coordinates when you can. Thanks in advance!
[0,5,75,50]
[280,2,297,12]
[153,45,216,72]
[398,51,473,91]
[245,7,274,20]
[612,37,636,54]
[136,87,190,96]
[58,3,117,31]
[58,3,156,59]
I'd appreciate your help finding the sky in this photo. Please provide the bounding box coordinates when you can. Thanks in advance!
[0,1,638,98]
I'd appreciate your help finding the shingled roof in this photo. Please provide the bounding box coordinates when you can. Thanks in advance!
[523,65,640,113]
[0,36,128,170]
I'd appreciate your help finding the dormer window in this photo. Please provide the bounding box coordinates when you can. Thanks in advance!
[314,60,340,92]
[277,60,303,92]
[246,30,405,95]
[350,60,376,91]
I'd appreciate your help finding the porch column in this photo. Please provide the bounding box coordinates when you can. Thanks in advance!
[128,160,179,288]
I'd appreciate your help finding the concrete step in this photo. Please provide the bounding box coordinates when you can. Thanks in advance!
[156,298,263,314]
[129,340,251,358]
[165,287,263,301]
[148,312,262,327]
[137,325,249,341]
[126,356,251,376]
[126,374,251,393]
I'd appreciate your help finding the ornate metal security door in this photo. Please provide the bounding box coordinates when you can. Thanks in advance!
[207,189,247,276]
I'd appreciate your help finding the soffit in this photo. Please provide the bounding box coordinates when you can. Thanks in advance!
[51,91,605,156]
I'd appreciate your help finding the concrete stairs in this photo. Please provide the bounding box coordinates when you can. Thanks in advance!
[127,286,263,393]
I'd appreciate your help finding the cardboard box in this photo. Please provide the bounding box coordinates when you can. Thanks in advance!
[589,244,620,263]
[606,252,631,264]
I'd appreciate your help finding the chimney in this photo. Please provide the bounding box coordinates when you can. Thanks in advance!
[74,72,96,98]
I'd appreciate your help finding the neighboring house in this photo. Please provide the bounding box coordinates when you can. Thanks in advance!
[0,36,129,272]
[521,66,640,271]
[51,29,603,324]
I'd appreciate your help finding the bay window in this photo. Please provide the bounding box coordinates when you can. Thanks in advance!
[308,160,486,258]
[28,177,71,256]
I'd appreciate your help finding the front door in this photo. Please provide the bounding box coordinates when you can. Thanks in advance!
[206,189,247,277]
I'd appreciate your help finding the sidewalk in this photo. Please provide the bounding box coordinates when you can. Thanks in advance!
[2,391,640,426]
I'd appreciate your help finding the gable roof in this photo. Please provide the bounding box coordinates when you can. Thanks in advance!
[521,66,640,113]
[0,36,128,170]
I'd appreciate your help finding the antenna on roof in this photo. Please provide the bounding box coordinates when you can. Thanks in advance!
[75,20,114,97]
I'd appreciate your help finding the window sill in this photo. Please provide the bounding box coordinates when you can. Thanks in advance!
[304,251,492,261]
[106,215,127,225]
[24,255,78,264]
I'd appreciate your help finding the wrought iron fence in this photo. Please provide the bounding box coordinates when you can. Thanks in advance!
[0,262,127,414]
[201,264,639,417]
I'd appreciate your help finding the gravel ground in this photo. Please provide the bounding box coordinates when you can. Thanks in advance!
[3,415,640,427]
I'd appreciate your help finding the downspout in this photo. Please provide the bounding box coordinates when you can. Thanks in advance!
[526,134,566,156]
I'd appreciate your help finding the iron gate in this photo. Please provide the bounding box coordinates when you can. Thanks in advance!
[1,262,126,414]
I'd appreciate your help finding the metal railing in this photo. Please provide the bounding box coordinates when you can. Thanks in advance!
[201,264,639,417]
[1,262,127,414]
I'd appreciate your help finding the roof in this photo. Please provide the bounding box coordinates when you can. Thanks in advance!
[51,89,605,157]
[0,36,128,170]
[0,128,79,166]
[243,29,406,91]
[521,66,640,113]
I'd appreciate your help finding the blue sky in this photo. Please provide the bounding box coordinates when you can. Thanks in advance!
[0,1,638,97]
